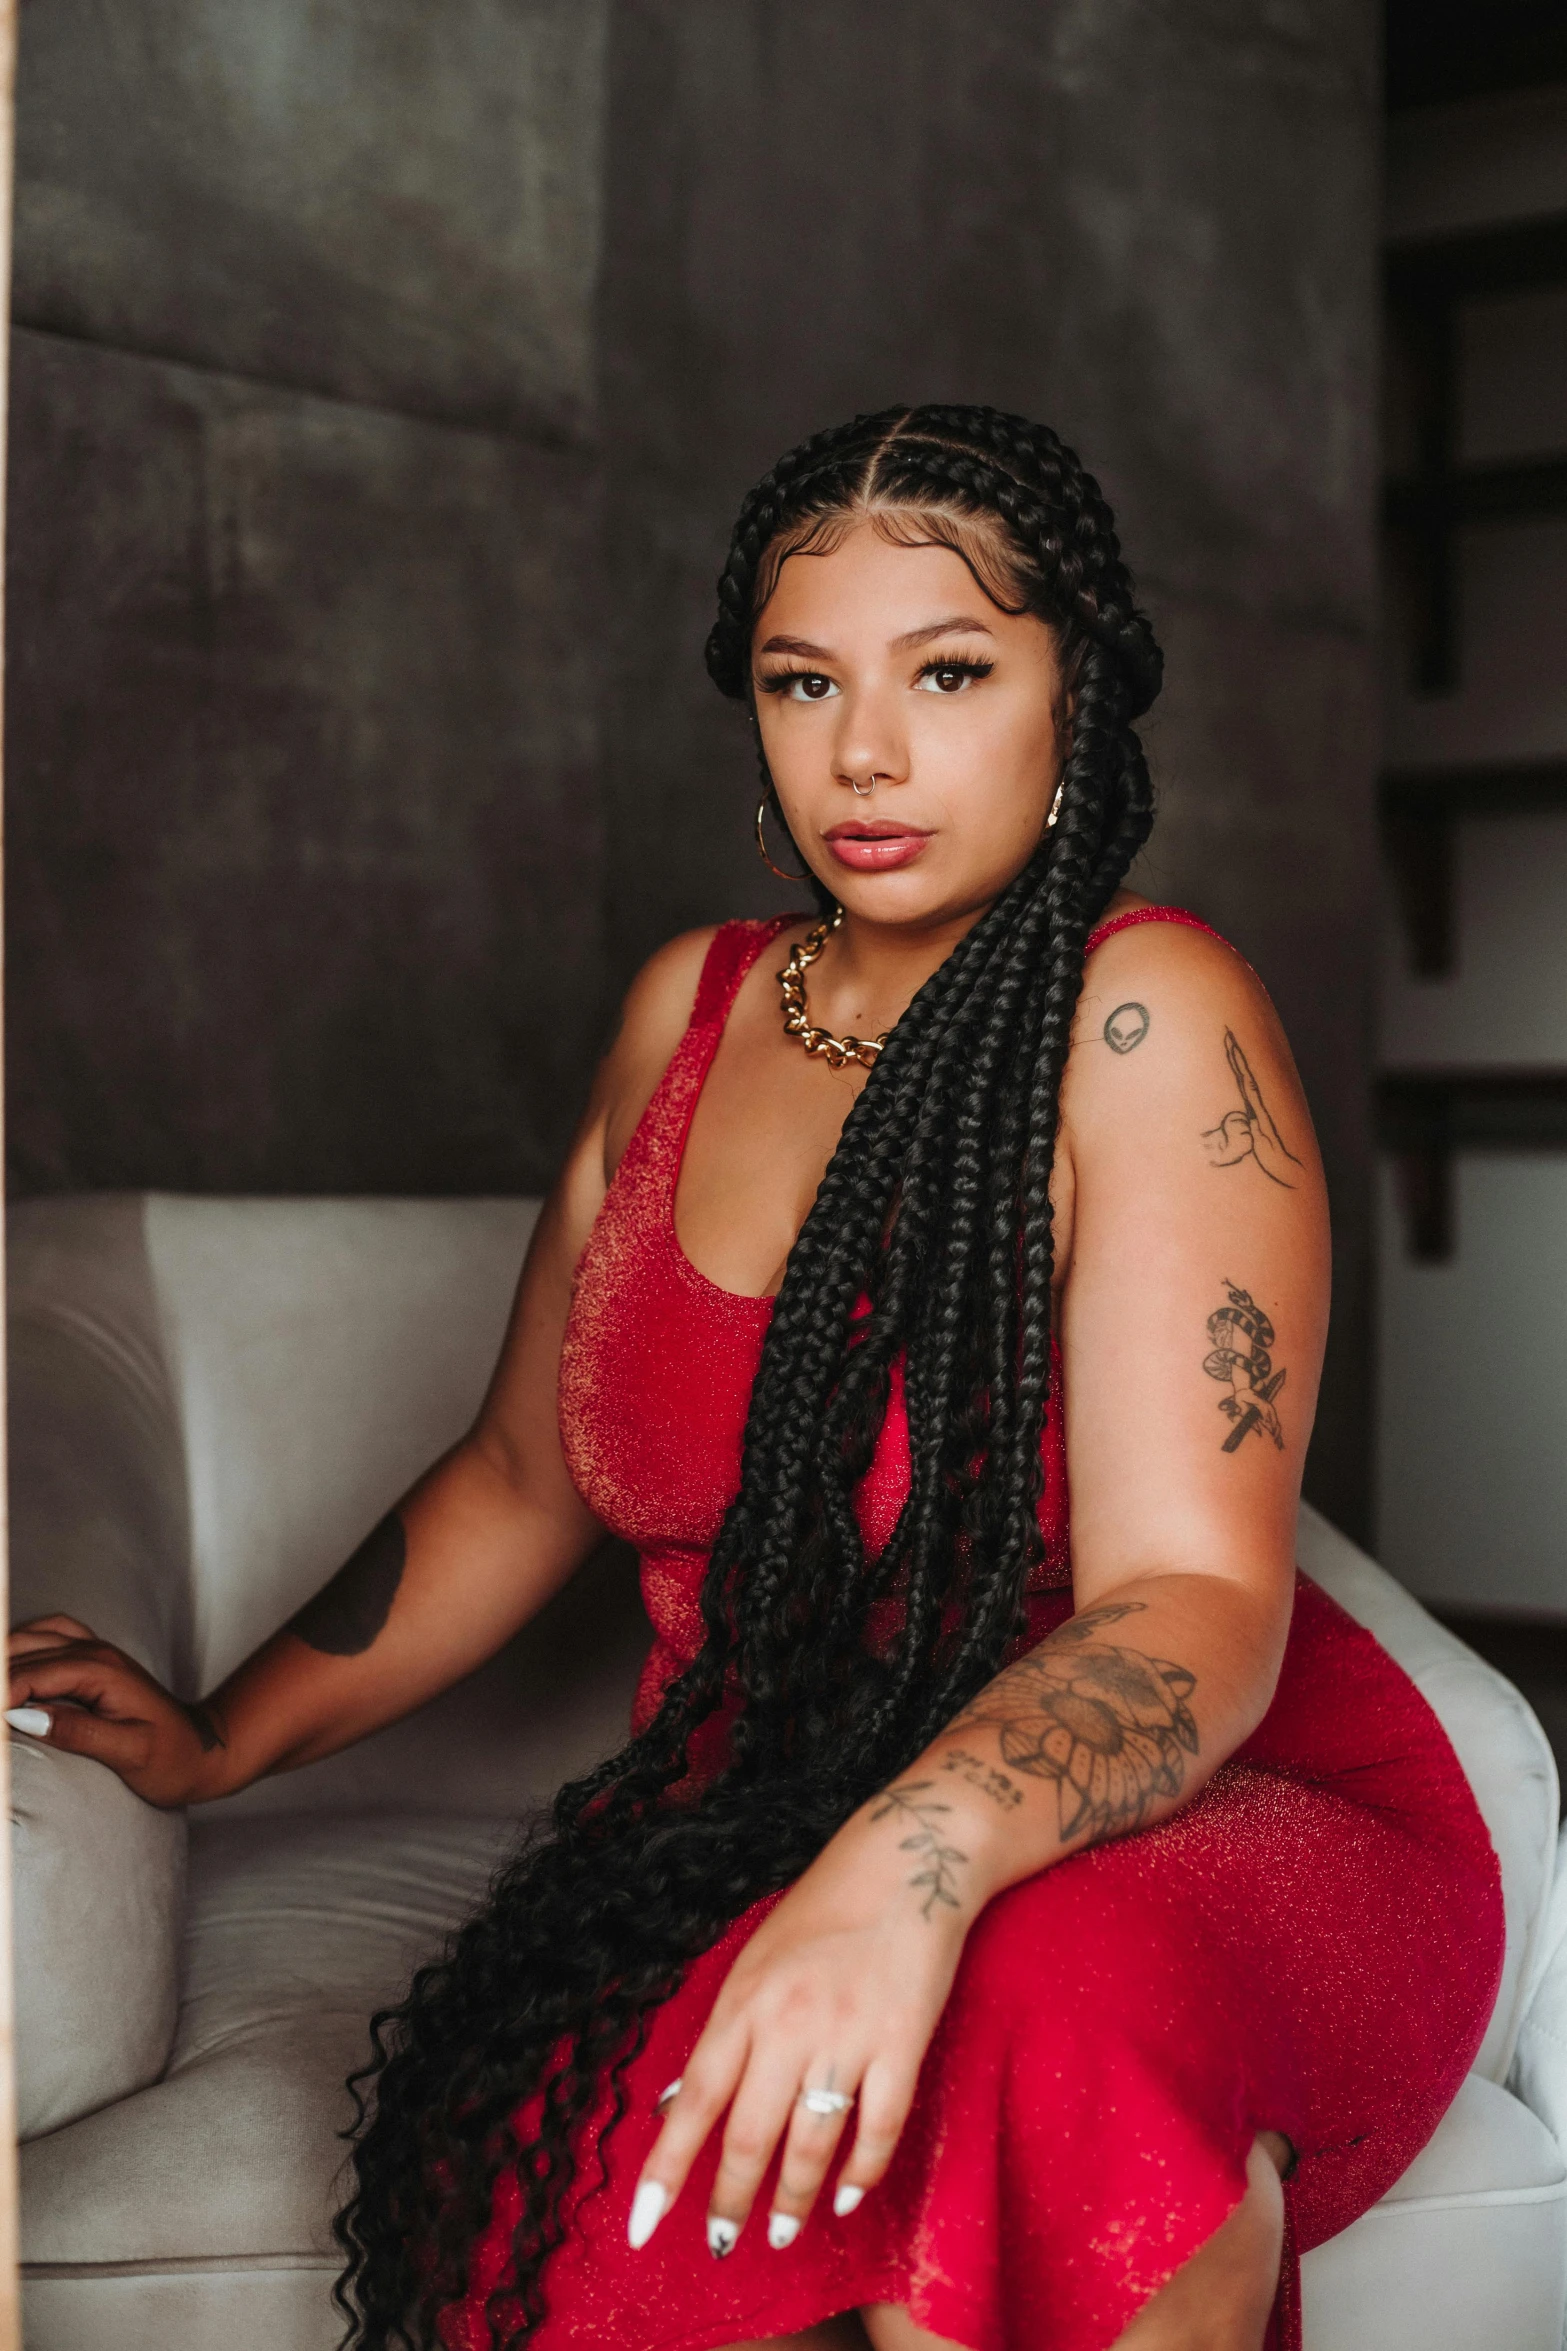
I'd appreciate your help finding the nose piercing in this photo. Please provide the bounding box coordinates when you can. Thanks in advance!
[851,772,879,797]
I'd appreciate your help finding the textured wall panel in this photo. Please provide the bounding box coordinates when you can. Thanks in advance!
[13,0,607,437]
[6,331,604,1195]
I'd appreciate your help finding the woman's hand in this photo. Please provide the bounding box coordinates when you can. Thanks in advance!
[628,1792,977,2258]
[7,1617,224,1806]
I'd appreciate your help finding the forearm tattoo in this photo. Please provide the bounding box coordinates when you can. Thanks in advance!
[1204,1280,1287,1452]
[1202,1030,1302,1187]
[286,1510,407,1656]
[184,1700,226,1752]
[870,1782,970,1918]
[946,1602,1199,1846]
[939,1748,1022,1810]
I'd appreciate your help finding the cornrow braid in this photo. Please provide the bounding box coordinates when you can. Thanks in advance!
[334,404,1162,2347]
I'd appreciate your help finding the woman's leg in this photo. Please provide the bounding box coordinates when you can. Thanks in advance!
[858,2134,1291,2351]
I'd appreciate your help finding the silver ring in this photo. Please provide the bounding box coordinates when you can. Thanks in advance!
[798,2085,854,2117]
[850,773,878,797]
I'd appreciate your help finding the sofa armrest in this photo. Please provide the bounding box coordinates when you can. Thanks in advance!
[8,1199,195,2136]
[12,1735,186,2139]
[1512,1824,1567,2156]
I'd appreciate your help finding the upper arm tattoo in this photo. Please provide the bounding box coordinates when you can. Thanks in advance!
[943,1601,1198,1847]
[286,1510,407,1656]
[1204,1281,1286,1451]
[1201,1030,1302,1187]
[1102,1001,1150,1054]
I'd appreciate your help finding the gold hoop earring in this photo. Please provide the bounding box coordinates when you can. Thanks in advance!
[1045,779,1066,830]
[756,795,811,883]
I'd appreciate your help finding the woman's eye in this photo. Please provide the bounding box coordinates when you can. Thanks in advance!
[915,661,990,694]
[765,670,838,701]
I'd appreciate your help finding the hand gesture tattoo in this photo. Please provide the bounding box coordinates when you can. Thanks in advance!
[947,1603,1198,1846]
[1203,1280,1286,1451]
[1202,1031,1302,1187]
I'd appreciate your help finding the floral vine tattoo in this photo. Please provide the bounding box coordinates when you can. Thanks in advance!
[286,1510,407,1656]
[870,1781,970,1918]
[1103,1001,1150,1054]
[1202,1031,1302,1187]
[946,1601,1198,1846]
[1204,1280,1287,1452]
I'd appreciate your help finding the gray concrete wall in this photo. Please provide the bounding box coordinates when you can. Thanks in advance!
[7,0,611,1196]
[6,0,1380,1527]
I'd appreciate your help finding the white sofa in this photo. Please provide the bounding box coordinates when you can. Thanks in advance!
[9,1193,1567,2351]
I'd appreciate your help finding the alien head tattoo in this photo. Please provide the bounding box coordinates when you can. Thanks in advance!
[1103,1001,1151,1054]
[1203,1281,1286,1452]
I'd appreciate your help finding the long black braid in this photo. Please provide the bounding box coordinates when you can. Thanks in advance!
[333,405,1162,2347]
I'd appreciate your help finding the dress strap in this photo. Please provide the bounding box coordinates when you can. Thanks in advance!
[690,913,799,1032]
[1084,904,1226,957]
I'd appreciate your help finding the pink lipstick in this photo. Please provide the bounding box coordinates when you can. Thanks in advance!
[822,820,934,873]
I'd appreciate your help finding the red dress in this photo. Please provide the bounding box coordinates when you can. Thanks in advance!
[445,910,1504,2351]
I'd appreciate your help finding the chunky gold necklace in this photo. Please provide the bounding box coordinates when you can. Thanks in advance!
[776,910,889,1070]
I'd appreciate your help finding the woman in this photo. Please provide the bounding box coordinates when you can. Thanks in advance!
[9,405,1503,2351]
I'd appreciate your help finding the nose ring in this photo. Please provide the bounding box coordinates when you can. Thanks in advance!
[851,772,879,798]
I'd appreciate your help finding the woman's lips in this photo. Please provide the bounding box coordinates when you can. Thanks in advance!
[821,824,934,873]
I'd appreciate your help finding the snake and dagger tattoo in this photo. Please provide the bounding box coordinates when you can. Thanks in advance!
[874,1603,1200,1918]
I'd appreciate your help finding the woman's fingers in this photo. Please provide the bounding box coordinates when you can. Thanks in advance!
[8,1617,98,1660]
[829,2051,919,2209]
[628,2023,749,2247]
[704,2051,811,2255]
[16,1699,150,1772]
[764,2067,858,2244]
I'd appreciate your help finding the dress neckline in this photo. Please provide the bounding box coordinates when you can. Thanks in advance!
[658,900,1217,1310]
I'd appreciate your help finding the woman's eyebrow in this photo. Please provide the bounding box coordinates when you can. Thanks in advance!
[891,616,997,650]
[756,616,997,662]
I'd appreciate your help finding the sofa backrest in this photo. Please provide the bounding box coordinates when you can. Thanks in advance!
[7,1194,650,1820]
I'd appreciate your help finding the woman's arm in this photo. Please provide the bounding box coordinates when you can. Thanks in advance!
[637,920,1327,2252]
[7,930,719,1808]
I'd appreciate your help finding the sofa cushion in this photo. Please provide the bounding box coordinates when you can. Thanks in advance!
[1299,2072,1567,2349]
[20,1812,514,2270]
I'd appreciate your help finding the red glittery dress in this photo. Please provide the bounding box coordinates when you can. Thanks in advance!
[446,909,1504,2351]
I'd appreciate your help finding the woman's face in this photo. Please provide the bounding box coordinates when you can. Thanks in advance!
[750,520,1067,931]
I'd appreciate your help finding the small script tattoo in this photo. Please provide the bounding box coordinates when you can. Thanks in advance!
[939,1748,1023,1810]
[1203,1280,1286,1452]
[286,1510,408,1656]
[1103,1001,1151,1054]
[948,1603,1198,1846]
[870,1781,969,1918]
[184,1700,226,1753]
[1201,1031,1302,1187]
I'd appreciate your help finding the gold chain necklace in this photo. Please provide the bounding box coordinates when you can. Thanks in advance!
[776,909,889,1070]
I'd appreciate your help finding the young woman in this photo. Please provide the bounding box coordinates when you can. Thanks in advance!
[9,406,1502,2351]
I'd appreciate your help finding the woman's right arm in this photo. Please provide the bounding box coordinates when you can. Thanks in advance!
[6,929,717,1809]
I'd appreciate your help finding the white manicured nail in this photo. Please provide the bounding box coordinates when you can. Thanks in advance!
[627,2181,668,2250]
[768,2211,802,2249]
[655,2077,682,2113]
[833,2182,865,2217]
[6,1708,50,1738]
[707,2214,739,2258]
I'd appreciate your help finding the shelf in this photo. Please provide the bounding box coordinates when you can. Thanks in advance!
[1378,1070,1567,1261]
[1381,760,1567,976]
[1383,211,1567,693]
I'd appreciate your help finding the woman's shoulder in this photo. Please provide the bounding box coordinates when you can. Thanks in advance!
[1067,895,1304,1142]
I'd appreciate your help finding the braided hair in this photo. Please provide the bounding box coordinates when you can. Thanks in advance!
[333,405,1162,2347]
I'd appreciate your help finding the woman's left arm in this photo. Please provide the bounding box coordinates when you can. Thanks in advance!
[635,922,1328,2258]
